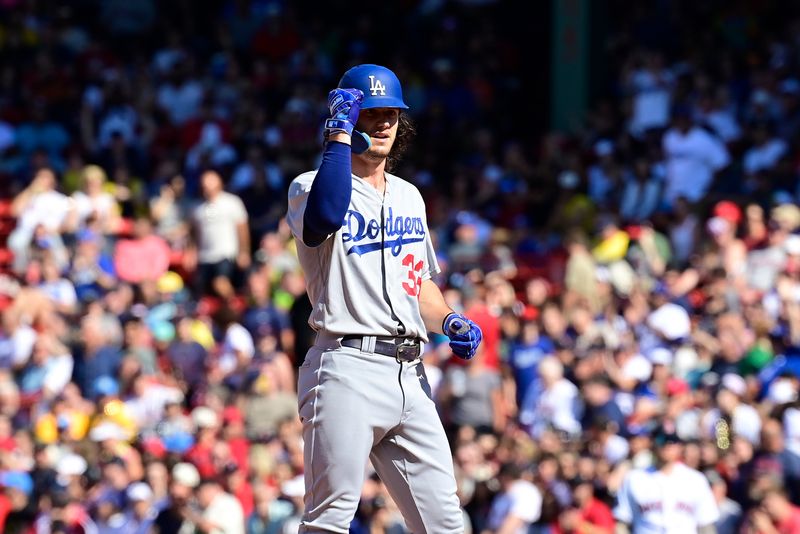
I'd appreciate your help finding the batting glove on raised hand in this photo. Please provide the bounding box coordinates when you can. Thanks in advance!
[443,312,483,360]
[324,88,363,138]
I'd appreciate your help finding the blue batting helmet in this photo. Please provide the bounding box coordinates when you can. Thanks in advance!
[338,64,409,110]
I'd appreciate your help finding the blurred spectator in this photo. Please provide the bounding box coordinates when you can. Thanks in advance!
[553,477,614,534]
[661,103,730,207]
[736,418,800,506]
[482,462,542,534]
[156,58,204,127]
[706,470,743,534]
[154,461,201,532]
[0,470,37,533]
[7,168,71,274]
[191,169,250,299]
[185,123,238,175]
[587,139,623,210]
[438,343,505,437]
[667,195,702,268]
[214,305,255,385]
[69,228,117,303]
[614,430,719,532]
[242,268,293,353]
[618,153,663,224]
[37,257,78,316]
[742,120,788,188]
[520,355,581,440]
[67,164,121,235]
[167,317,209,395]
[71,315,122,399]
[149,173,195,250]
[123,481,158,533]
[744,203,796,292]
[504,313,555,411]
[624,50,674,138]
[113,217,171,285]
[741,484,800,534]
[579,374,626,434]
[701,373,762,446]
[247,481,296,533]
[564,228,600,312]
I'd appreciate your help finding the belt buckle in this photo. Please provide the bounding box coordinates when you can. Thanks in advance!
[395,339,419,362]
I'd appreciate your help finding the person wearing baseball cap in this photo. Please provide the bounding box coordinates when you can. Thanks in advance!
[713,200,742,226]
[0,470,36,533]
[614,424,720,533]
[153,462,200,533]
[125,481,158,533]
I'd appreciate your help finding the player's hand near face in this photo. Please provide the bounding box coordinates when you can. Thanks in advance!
[324,88,364,143]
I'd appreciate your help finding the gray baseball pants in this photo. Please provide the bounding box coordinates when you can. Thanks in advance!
[296,334,464,533]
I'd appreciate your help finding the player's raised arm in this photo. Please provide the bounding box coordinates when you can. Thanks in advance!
[302,88,364,247]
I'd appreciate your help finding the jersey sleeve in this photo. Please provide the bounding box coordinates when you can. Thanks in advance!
[613,472,635,524]
[286,172,317,246]
[694,474,720,527]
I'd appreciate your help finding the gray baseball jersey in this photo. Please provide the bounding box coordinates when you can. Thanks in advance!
[286,170,439,341]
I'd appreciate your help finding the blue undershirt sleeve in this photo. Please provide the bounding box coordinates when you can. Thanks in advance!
[303,141,353,247]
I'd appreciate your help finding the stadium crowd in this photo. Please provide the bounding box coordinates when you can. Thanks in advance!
[1,0,800,533]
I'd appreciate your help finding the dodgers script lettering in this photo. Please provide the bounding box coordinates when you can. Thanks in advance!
[341,208,425,256]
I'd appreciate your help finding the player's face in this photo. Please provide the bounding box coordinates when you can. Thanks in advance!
[357,107,400,159]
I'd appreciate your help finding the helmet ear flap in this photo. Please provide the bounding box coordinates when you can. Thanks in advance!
[351,131,371,154]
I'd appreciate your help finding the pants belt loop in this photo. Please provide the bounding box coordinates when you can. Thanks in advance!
[362,335,377,354]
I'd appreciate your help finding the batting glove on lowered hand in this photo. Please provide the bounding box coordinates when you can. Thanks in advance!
[324,88,363,138]
[443,312,483,360]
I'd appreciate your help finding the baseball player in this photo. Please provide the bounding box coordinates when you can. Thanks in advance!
[613,429,720,533]
[286,64,483,533]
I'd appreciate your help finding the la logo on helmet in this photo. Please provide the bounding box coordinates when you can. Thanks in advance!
[368,75,386,96]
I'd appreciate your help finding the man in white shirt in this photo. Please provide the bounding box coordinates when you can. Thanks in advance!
[191,169,250,299]
[181,479,245,534]
[192,479,245,534]
[483,462,543,534]
[626,51,674,138]
[614,429,719,533]
[661,104,730,208]
[8,168,72,274]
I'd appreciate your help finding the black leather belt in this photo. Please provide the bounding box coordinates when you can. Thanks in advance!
[341,335,422,362]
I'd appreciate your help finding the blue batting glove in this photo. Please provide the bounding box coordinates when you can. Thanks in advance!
[324,88,363,138]
[443,312,483,360]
